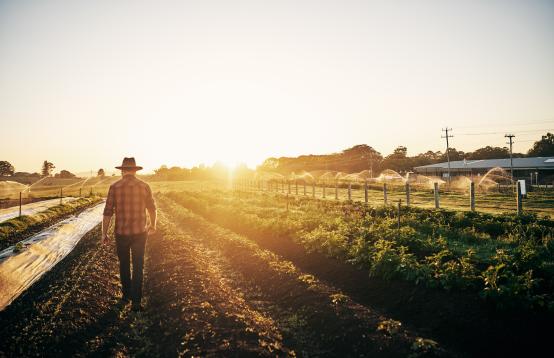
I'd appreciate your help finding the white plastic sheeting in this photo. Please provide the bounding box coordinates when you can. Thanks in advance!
[0,197,78,223]
[0,203,104,310]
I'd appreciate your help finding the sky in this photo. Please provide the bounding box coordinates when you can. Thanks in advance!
[1,0,553,174]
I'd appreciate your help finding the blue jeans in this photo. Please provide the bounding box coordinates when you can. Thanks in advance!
[115,232,147,303]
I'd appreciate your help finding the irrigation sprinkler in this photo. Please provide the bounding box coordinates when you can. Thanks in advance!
[335,180,338,200]
[364,180,368,204]
[516,181,523,215]
[383,183,388,205]
[470,181,475,212]
[434,182,440,209]
[405,183,411,206]
[348,183,351,201]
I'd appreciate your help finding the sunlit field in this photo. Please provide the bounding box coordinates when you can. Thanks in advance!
[2,175,552,356]
[2,0,554,356]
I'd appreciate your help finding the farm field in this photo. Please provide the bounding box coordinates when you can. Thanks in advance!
[0,192,450,357]
[0,186,552,356]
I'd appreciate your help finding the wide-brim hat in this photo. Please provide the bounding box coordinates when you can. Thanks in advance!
[115,157,143,171]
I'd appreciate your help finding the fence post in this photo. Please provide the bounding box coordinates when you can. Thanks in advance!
[304,182,307,195]
[516,180,523,215]
[312,182,315,198]
[286,193,289,212]
[348,183,351,201]
[19,191,22,217]
[364,180,368,204]
[434,182,440,209]
[405,182,410,206]
[323,183,326,198]
[335,180,338,200]
[295,180,298,195]
[60,188,63,205]
[398,199,402,230]
[383,183,388,205]
[79,188,82,197]
[470,181,475,212]
[282,180,285,193]
[288,180,291,194]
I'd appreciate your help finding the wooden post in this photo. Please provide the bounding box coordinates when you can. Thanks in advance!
[383,183,388,205]
[281,180,285,193]
[60,188,63,205]
[288,180,291,194]
[312,182,315,198]
[335,180,338,200]
[398,199,402,230]
[303,182,307,196]
[434,182,440,209]
[79,188,82,197]
[516,180,523,215]
[405,182,410,206]
[348,183,351,201]
[470,181,475,212]
[19,191,22,217]
[295,180,298,195]
[323,184,326,198]
[286,193,289,211]
[364,180,368,204]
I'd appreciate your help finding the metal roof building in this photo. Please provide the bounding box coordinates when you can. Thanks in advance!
[414,157,554,183]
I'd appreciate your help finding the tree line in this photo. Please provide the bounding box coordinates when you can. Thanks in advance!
[258,132,554,175]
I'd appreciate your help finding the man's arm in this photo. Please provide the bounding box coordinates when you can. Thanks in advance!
[145,185,157,235]
[102,186,115,243]
[102,215,112,243]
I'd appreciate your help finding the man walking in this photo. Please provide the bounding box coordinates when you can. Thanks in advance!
[102,157,157,311]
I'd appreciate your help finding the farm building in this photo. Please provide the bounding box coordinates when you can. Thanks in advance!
[413,157,554,184]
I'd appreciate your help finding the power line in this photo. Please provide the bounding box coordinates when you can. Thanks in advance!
[458,128,553,136]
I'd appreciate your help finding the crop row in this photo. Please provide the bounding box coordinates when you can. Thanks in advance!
[165,190,554,312]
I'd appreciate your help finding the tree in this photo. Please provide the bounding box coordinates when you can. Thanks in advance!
[0,161,14,176]
[528,133,554,157]
[97,168,105,177]
[41,161,55,177]
[55,170,76,179]
[466,146,510,160]
[440,148,465,162]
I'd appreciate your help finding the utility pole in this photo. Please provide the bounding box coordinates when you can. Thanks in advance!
[505,134,515,180]
[442,128,453,185]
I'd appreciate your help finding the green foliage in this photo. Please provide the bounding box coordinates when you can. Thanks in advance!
[164,190,554,312]
[0,160,15,176]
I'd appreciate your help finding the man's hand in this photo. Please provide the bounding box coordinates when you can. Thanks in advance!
[147,226,157,236]
[102,233,111,245]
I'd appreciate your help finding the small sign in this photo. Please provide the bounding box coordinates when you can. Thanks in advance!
[518,180,527,195]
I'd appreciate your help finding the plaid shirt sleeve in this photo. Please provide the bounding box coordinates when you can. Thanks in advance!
[103,185,115,217]
[144,184,156,211]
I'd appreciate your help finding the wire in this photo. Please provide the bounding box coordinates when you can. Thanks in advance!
[458,129,553,136]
